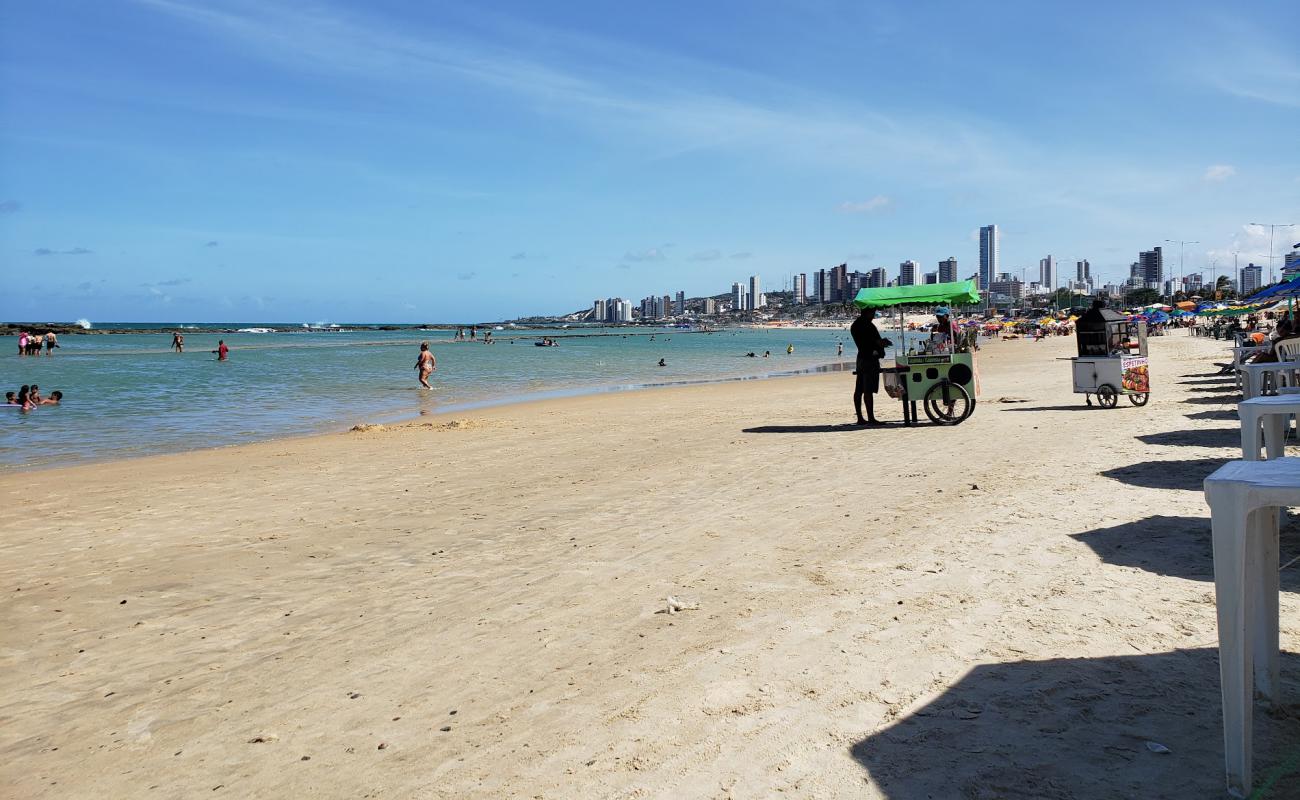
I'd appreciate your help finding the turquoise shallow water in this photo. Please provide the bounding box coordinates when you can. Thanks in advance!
[1,325,873,470]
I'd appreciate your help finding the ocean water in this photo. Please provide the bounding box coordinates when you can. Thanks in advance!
[0,324,883,469]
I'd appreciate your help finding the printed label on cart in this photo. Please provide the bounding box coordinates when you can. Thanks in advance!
[1121,356,1149,393]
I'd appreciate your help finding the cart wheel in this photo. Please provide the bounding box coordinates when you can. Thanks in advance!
[1128,392,1149,407]
[1096,384,1119,408]
[923,380,973,425]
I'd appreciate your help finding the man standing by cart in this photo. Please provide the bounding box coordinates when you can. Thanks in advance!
[851,306,890,426]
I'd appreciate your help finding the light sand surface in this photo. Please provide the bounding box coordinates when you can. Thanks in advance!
[4,333,1299,798]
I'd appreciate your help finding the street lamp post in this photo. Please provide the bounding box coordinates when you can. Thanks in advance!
[1165,239,1198,301]
[1250,223,1298,284]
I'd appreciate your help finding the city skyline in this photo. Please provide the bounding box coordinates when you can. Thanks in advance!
[1,1,1297,321]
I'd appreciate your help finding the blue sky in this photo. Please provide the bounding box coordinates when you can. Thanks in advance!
[2,0,1298,322]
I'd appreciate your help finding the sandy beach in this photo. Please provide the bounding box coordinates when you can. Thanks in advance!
[3,332,1298,798]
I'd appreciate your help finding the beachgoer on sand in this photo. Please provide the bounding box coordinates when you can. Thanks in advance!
[851,305,891,426]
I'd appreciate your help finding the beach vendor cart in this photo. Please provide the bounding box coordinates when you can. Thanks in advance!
[1070,306,1149,407]
[852,280,982,426]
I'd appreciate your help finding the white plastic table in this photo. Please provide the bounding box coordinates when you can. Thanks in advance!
[1236,362,1294,400]
[1239,396,1300,460]
[1204,458,1300,797]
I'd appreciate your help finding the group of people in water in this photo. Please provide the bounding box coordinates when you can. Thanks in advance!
[6,384,62,411]
[16,331,58,356]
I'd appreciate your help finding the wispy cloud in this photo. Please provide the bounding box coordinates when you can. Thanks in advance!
[0,200,20,214]
[205,240,220,247]
[34,247,93,256]
[1204,164,1235,182]
[624,247,667,262]
[688,249,722,261]
[132,0,1010,182]
[730,251,753,260]
[456,271,477,280]
[1192,20,1300,109]
[839,196,892,214]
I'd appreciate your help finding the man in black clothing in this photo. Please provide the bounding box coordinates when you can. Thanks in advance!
[850,306,890,425]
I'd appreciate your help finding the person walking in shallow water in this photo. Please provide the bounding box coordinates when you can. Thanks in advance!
[172,332,184,353]
[415,341,436,388]
[214,340,228,361]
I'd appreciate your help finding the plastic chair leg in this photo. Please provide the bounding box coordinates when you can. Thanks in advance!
[1210,491,1253,796]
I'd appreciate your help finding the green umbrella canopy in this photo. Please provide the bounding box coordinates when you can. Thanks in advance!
[852,280,982,309]
[1204,305,1261,317]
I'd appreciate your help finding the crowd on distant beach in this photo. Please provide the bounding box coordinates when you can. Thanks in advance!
[5,384,62,411]
[17,331,58,355]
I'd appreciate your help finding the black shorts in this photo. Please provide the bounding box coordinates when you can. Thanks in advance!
[855,357,880,394]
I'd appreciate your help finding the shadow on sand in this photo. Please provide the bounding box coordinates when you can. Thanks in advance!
[1069,513,1300,591]
[1099,458,1227,491]
[1185,409,1239,422]
[741,423,893,434]
[1002,405,1101,412]
[850,649,1300,798]
[1179,377,1239,386]
[1184,394,1241,405]
[1136,428,1242,449]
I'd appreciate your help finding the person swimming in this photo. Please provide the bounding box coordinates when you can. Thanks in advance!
[40,391,63,405]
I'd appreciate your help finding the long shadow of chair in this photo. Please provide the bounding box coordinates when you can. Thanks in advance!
[1136,428,1243,449]
[1069,514,1300,591]
[850,649,1300,798]
[1100,458,1228,491]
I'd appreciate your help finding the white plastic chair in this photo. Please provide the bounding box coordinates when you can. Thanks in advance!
[1204,458,1300,797]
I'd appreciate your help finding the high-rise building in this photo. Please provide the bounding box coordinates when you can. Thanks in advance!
[1076,259,1091,287]
[924,271,939,285]
[1039,255,1055,290]
[1240,263,1264,297]
[988,276,1022,303]
[1284,247,1300,281]
[1183,273,1204,293]
[675,291,685,315]
[979,225,999,290]
[899,260,918,286]
[1138,246,1164,288]
[592,299,607,321]
[605,298,631,323]
[829,264,848,302]
[702,298,717,314]
[868,267,887,288]
[747,275,761,310]
[731,282,746,312]
[938,257,957,283]
[812,270,825,303]
[793,273,807,304]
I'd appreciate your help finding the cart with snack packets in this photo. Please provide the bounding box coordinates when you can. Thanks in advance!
[853,280,981,426]
[1070,307,1149,407]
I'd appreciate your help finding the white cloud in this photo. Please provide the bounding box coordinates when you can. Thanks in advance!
[839,196,892,214]
[688,249,722,261]
[624,248,667,262]
[1204,164,1236,182]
